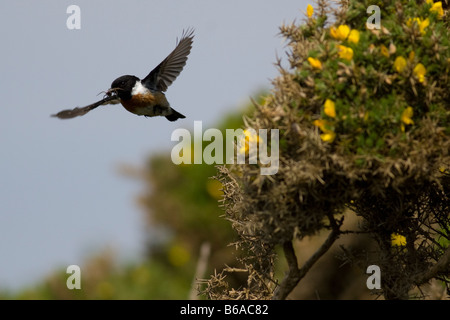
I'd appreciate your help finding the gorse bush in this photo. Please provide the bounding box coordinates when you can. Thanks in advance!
[203,0,449,300]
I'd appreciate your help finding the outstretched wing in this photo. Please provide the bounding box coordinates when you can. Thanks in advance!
[51,94,120,119]
[142,28,194,92]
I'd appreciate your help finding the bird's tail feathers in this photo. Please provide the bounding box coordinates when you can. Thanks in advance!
[165,108,186,122]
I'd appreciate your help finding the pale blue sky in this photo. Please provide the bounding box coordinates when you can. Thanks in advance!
[0,0,307,291]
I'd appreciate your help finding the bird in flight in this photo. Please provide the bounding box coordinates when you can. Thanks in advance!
[52,29,194,122]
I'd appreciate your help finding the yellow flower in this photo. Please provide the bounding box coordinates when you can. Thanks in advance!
[348,29,360,44]
[406,17,416,27]
[391,233,407,247]
[338,45,354,61]
[320,131,336,143]
[413,63,426,83]
[324,99,336,118]
[380,45,390,58]
[338,25,351,39]
[238,129,260,154]
[430,1,444,19]
[330,25,350,40]
[401,107,414,125]
[330,26,339,39]
[306,4,314,18]
[313,119,329,131]
[419,18,430,35]
[407,17,430,35]
[313,119,336,142]
[308,57,322,70]
[393,56,407,72]
[401,106,414,132]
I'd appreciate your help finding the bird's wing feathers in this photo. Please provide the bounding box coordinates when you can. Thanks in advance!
[52,29,194,119]
[142,29,194,92]
[51,94,120,119]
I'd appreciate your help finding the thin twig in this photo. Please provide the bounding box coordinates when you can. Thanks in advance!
[272,216,342,300]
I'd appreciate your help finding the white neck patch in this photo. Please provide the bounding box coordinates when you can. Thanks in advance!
[131,81,150,95]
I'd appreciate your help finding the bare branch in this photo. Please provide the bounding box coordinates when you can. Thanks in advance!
[189,242,211,300]
[415,246,450,286]
[273,217,342,300]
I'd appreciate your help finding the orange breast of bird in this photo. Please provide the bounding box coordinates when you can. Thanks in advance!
[120,92,168,116]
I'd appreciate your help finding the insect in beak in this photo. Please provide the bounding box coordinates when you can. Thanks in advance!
[105,88,116,96]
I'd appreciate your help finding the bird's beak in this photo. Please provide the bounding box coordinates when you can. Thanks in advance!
[105,88,116,96]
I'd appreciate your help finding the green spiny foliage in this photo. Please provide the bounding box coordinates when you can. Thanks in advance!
[204,0,450,300]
